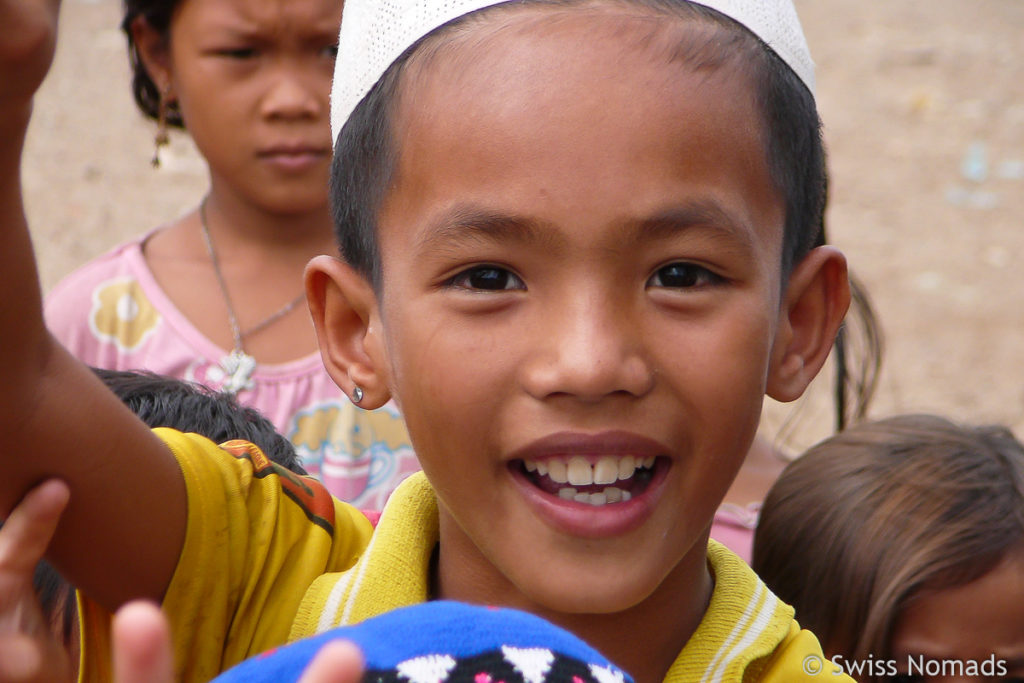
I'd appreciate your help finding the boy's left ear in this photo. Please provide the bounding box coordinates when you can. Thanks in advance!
[766,246,851,402]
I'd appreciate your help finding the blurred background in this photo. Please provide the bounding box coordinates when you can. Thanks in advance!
[23,0,1024,453]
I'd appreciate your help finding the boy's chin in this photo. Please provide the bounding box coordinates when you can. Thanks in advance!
[438,481,712,618]
[501,545,701,618]
[518,581,656,616]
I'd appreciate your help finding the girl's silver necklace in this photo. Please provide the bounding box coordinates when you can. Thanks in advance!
[199,198,305,394]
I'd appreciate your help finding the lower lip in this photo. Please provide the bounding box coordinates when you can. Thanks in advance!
[508,462,668,539]
[259,152,327,173]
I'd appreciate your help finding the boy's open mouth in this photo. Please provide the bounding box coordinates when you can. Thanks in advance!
[514,456,659,506]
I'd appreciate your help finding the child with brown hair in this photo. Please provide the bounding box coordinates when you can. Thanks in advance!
[753,415,1024,681]
[0,0,853,680]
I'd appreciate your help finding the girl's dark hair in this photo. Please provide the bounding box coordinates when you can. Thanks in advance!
[121,0,185,128]
[331,0,826,287]
[832,272,882,430]
[752,415,1024,676]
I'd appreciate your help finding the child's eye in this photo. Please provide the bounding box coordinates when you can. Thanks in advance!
[450,266,525,292]
[646,262,721,289]
[320,44,339,59]
[217,47,259,60]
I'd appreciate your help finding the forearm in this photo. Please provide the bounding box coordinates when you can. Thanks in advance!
[0,99,51,417]
[23,351,187,609]
[0,169,186,614]
[0,0,60,416]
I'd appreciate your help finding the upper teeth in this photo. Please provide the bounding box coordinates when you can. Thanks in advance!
[523,455,655,486]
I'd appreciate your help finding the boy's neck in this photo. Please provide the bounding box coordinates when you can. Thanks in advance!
[435,514,714,683]
[546,568,713,683]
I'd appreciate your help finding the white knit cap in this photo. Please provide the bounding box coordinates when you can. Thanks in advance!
[331,0,815,144]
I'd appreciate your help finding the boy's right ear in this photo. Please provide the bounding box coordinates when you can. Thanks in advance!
[129,17,173,98]
[305,256,392,409]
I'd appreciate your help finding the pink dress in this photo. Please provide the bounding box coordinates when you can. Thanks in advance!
[44,233,419,510]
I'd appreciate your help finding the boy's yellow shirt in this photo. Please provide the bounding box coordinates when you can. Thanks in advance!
[78,430,849,682]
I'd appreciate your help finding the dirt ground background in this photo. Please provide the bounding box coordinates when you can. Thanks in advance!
[22,0,1024,453]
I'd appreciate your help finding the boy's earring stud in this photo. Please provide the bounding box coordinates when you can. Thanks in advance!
[151,90,171,168]
[351,386,364,405]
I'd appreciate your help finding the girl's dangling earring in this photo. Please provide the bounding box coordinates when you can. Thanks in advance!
[151,90,171,168]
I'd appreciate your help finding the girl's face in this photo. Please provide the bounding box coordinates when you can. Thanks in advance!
[889,551,1024,682]
[145,0,341,213]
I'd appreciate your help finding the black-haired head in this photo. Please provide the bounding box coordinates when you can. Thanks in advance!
[328,0,824,289]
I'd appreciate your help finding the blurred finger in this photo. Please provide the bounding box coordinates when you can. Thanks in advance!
[112,601,173,683]
[298,641,365,683]
[0,479,69,573]
[0,635,43,680]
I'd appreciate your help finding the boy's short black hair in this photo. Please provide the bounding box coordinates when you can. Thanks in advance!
[92,368,306,474]
[29,369,308,646]
[330,0,826,288]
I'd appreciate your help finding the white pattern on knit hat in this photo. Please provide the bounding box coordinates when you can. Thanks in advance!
[330,0,815,144]
[396,654,458,683]
[590,664,628,683]
[501,646,555,683]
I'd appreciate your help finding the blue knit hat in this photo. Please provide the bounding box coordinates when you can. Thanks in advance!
[213,602,633,683]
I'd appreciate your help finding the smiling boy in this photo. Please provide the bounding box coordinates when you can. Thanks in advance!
[1,0,850,681]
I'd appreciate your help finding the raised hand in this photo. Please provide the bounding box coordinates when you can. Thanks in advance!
[0,0,185,632]
[0,480,73,683]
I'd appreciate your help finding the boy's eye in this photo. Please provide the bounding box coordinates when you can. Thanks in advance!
[647,262,721,289]
[320,44,339,59]
[450,266,525,291]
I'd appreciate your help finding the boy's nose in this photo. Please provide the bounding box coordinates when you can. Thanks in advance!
[520,296,654,403]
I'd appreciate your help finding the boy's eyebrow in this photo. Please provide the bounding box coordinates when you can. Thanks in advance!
[415,200,758,253]
[417,206,562,252]
[633,201,757,254]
